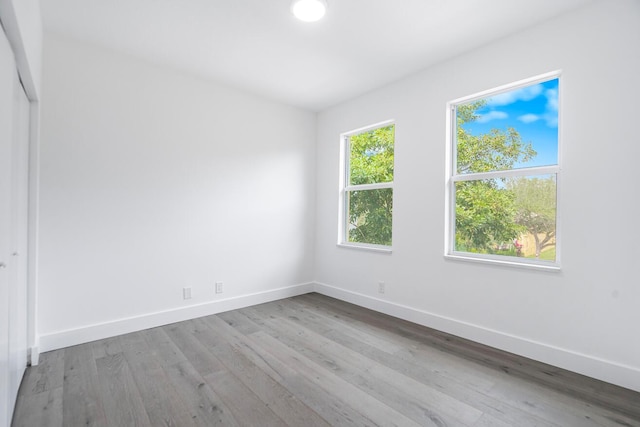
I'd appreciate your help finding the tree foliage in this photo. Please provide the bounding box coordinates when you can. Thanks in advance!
[347,125,394,245]
[508,177,557,258]
[456,102,536,174]
[455,180,523,252]
[349,126,394,185]
[455,102,536,253]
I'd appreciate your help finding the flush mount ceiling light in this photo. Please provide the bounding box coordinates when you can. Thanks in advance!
[291,0,328,22]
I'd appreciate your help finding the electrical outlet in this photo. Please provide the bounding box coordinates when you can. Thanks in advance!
[378,281,385,294]
[183,287,192,300]
[215,281,223,294]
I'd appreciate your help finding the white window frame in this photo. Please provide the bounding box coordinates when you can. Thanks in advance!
[338,120,395,253]
[445,71,562,270]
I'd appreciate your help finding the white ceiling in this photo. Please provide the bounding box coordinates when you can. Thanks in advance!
[41,0,595,111]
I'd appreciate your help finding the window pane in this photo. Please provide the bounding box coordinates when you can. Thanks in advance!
[347,188,393,246]
[349,125,394,185]
[455,175,556,261]
[456,78,558,174]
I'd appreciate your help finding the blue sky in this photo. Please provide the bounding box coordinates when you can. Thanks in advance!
[462,78,559,169]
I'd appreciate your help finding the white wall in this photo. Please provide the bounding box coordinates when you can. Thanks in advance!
[0,0,42,99]
[38,34,316,350]
[314,0,640,392]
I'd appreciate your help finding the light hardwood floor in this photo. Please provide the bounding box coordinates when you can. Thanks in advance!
[12,293,640,426]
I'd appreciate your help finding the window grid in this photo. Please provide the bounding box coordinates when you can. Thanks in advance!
[446,72,561,269]
[339,121,395,251]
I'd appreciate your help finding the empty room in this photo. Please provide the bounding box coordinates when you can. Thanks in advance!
[1,0,640,425]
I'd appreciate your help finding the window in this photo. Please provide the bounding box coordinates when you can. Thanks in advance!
[446,73,560,268]
[339,122,395,250]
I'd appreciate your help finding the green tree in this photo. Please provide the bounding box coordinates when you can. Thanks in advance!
[508,176,557,258]
[455,180,522,252]
[456,102,536,174]
[455,102,536,253]
[348,125,394,245]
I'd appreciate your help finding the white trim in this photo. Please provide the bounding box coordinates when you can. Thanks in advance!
[0,0,39,101]
[342,119,395,137]
[344,181,393,191]
[338,120,395,249]
[337,134,347,245]
[26,101,39,366]
[444,104,454,258]
[336,242,393,254]
[445,252,560,271]
[34,281,640,392]
[445,71,561,268]
[452,166,558,182]
[38,283,314,352]
[27,346,38,366]
[312,282,640,393]
[449,70,562,106]
[553,76,563,267]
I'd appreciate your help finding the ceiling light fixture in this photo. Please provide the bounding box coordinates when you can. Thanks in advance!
[291,0,327,22]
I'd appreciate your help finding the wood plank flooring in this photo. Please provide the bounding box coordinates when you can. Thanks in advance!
[12,293,640,426]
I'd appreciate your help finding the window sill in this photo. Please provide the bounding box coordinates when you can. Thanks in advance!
[445,253,560,271]
[337,243,393,254]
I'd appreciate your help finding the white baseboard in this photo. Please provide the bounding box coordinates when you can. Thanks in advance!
[313,281,640,393]
[38,282,314,353]
[28,345,39,366]
[35,280,640,392]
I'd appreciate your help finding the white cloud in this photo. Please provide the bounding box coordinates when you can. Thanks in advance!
[545,88,558,112]
[518,114,540,124]
[539,88,559,127]
[486,84,544,107]
[544,113,558,128]
[476,110,508,123]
